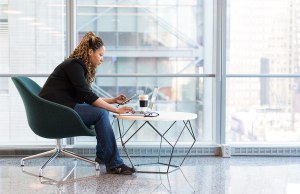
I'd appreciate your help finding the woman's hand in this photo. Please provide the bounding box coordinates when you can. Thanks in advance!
[115,94,130,105]
[116,106,134,114]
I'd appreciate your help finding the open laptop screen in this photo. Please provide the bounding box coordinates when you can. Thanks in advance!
[147,87,158,112]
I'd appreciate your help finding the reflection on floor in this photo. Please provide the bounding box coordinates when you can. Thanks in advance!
[0,156,300,194]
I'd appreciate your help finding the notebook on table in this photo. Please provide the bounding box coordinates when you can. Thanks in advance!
[120,87,158,116]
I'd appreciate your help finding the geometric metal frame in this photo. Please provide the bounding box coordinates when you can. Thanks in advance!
[116,119,196,174]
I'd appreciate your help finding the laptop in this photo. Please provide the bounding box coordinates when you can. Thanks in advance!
[120,87,158,116]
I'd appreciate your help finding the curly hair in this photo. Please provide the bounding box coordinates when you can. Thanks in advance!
[69,32,104,85]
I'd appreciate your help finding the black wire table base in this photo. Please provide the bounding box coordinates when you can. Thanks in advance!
[116,118,196,174]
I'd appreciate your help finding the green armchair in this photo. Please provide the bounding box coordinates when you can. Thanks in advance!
[11,76,99,177]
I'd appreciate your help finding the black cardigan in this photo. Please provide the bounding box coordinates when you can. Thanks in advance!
[39,58,99,108]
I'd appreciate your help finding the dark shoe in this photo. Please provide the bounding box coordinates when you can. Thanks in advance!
[107,164,136,175]
[95,156,104,164]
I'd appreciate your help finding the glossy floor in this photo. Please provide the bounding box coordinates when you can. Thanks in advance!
[0,156,300,194]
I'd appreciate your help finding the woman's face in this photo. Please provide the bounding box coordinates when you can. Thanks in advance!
[89,46,105,68]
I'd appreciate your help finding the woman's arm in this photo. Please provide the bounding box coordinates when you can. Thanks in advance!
[102,94,130,105]
[102,97,116,104]
[92,97,133,114]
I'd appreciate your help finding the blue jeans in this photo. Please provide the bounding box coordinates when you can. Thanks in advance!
[74,103,123,170]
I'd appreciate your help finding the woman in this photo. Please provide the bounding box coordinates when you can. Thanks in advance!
[39,32,135,175]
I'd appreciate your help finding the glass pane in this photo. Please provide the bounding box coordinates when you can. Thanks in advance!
[0,78,56,145]
[0,0,66,145]
[75,0,214,145]
[0,0,66,74]
[227,0,300,74]
[226,77,300,143]
[76,0,211,74]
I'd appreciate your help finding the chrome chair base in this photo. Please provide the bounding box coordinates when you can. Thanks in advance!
[21,160,100,193]
[20,139,100,177]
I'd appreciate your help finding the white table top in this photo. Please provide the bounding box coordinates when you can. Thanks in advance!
[113,111,197,121]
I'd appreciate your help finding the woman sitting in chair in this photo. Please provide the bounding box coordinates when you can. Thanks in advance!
[39,32,135,175]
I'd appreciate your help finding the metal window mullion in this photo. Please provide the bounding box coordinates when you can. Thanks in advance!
[4,73,300,78]
[66,0,76,145]
[215,0,227,145]
[220,0,227,145]
[66,0,76,57]
[226,74,300,78]
[0,73,215,78]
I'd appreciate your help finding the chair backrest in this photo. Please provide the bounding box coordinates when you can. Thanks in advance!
[11,76,96,139]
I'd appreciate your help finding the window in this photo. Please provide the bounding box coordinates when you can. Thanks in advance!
[0,0,66,145]
[75,0,215,145]
[226,0,300,143]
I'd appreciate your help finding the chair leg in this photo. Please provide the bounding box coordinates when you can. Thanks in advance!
[61,149,100,171]
[39,149,60,177]
[21,149,57,166]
